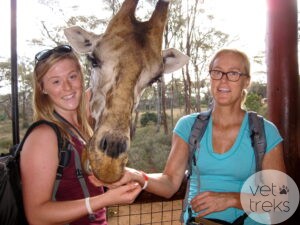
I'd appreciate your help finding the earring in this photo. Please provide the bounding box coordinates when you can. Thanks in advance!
[42,90,48,95]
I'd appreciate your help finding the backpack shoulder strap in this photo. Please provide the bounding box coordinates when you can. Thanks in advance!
[187,110,212,176]
[248,111,267,172]
[14,120,63,159]
[181,110,211,222]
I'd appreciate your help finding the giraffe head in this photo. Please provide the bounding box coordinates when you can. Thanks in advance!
[64,0,189,183]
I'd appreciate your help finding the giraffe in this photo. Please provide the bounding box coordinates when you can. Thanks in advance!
[64,0,189,183]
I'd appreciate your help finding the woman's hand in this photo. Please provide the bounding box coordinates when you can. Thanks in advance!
[88,175,105,187]
[104,182,142,205]
[190,191,240,217]
[108,167,144,189]
[88,167,145,189]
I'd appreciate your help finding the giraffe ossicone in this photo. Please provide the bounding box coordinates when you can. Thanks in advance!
[64,0,189,183]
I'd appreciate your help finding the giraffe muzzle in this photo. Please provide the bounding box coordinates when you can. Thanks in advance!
[99,135,128,158]
[82,132,130,183]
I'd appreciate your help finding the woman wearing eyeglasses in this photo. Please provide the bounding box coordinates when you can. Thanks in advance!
[105,49,286,225]
[20,45,142,225]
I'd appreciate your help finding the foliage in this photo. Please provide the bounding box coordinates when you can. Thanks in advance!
[128,125,172,172]
[0,114,7,121]
[244,81,267,116]
[140,112,158,127]
[249,81,267,98]
[0,120,13,154]
[245,92,263,112]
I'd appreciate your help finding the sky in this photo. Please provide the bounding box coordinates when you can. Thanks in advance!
[0,0,111,59]
[1,0,268,59]
[0,0,289,94]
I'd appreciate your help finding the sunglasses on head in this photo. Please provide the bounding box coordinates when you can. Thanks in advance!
[34,45,73,65]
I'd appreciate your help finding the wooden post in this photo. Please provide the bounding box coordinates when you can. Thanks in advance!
[266,0,299,223]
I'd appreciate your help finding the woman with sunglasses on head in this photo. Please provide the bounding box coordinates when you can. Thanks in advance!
[20,45,142,225]
[103,49,286,225]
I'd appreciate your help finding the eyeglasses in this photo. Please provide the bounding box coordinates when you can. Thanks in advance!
[34,45,72,65]
[209,69,247,82]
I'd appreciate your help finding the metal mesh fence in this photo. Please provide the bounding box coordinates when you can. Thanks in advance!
[107,181,186,225]
[107,199,183,225]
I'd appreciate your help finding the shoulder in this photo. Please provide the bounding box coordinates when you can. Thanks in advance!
[175,113,199,129]
[173,113,200,143]
[247,112,280,134]
[248,113,283,152]
[262,117,280,133]
[263,117,283,150]
[28,122,59,140]
[21,122,60,156]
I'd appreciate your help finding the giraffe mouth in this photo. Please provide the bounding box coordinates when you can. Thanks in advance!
[82,132,130,183]
[88,150,128,183]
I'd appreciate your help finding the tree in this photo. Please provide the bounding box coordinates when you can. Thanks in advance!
[0,58,33,126]
[245,92,263,112]
[165,0,230,114]
[249,81,267,98]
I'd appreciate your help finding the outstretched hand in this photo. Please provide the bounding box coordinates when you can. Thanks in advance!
[88,167,142,189]
[107,167,143,189]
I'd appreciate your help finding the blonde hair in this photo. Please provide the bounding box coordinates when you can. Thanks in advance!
[209,49,251,76]
[209,49,251,107]
[32,49,93,140]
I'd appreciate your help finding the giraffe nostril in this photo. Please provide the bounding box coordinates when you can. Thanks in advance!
[99,138,108,151]
[98,136,128,158]
[117,141,127,155]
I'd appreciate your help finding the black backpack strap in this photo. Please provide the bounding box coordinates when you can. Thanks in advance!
[53,112,95,221]
[14,120,63,160]
[248,111,266,172]
[52,140,71,200]
[12,120,70,201]
[181,110,211,222]
[187,110,212,177]
[232,212,248,225]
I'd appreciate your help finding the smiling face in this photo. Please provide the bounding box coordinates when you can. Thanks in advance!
[210,51,251,107]
[41,58,83,114]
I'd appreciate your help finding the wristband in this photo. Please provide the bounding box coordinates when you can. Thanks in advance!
[85,197,93,214]
[140,171,149,190]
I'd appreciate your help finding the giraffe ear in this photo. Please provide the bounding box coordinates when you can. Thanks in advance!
[162,48,189,74]
[64,26,102,54]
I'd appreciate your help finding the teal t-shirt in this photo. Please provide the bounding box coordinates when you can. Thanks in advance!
[174,112,283,224]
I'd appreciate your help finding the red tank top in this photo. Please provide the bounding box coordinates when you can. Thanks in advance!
[55,136,107,225]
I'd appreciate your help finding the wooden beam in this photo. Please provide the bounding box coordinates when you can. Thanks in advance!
[266,0,299,223]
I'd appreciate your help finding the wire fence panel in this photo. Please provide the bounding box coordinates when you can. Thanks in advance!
[107,180,187,225]
[107,199,183,225]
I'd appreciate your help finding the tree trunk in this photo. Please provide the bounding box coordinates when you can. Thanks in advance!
[155,85,161,133]
[130,110,139,139]
[160,77,168,135]
[170,74,174,129]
